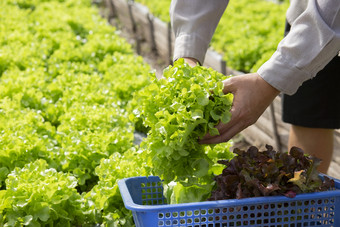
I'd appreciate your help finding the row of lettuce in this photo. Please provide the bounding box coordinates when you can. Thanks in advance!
[0,0,234,226]
[135,0,289,72]
[0,0,151,225]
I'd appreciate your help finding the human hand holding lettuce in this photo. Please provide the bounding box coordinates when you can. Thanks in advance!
[172,0,340,147]
[181,57,280,144]
[199,73,279,144]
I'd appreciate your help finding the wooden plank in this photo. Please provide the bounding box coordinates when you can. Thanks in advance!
[170,30,175,52]
[167,21,173,64]
[241,123,277,149]
[328,161,340,179]
[152,16,170,61]
[226,66,243,76]
[104,0,116,19]
[269,103,282,150]
[278,133,289,151]
[204,49,226,75]
[130,2,153,43]
[112,0,134,32]
[334,130,340,158]
[273,96,290,132]
[240,108,289,151]
[241,100,282,149]
[256,109,275,139]
[335,156,340,164]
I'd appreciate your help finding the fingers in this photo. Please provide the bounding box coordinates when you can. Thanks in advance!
[199,106,244,144]
[199,73,279,145]
[222,76,236,94]
[199,120,246,144]
[198,77,237,144]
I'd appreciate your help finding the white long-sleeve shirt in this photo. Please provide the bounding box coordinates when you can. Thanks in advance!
[170,0,340,95]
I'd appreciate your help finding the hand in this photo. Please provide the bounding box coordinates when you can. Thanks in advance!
[182,57,199,67]
[199,73,280,144]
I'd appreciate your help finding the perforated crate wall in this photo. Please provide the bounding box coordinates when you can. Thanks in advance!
[140,181,166,206]
[118,176,340,227]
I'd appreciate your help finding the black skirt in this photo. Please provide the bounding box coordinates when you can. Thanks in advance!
[282,21,340,129]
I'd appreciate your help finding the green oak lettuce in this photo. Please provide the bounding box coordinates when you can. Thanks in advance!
[84,147,151,226]
[135,58,233,183]
[0,159,85,226]
[163,142,235,204]
[0,0,152,225]
[0,98,59,188]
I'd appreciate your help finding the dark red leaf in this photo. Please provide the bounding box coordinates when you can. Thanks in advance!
[208,145,334,201]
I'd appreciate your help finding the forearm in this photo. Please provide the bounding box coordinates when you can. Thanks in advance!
[170,0,229,64]
[258,0,340,95]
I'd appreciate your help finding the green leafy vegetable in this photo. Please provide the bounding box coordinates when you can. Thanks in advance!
[136,58,233,183]
[0,159,84,226]
[84,147,151,226]
[0,0,153,225]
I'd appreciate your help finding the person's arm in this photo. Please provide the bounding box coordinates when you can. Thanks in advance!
[170,0,229,65]
[258,0,340,95]
[200,0,340,144]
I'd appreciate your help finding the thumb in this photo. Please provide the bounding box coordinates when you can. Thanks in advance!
[222,76,237,94]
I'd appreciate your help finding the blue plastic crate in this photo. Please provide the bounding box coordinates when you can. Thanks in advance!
[118,176,340,227]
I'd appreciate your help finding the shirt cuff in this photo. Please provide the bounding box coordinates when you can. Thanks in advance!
[173,34,210,65]
[257,51,311,95]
